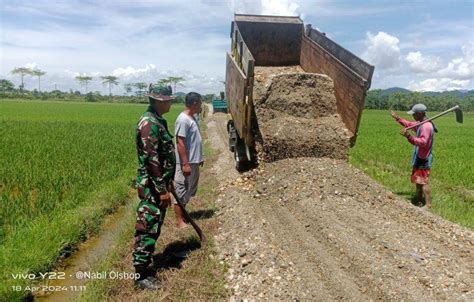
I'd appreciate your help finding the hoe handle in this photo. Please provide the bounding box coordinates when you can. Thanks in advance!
[168,182,207,246]
[404,105,460,131]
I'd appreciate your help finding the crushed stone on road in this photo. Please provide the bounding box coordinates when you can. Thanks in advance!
[208,113,474,301]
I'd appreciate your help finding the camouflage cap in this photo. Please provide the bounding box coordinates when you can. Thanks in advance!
[146,84,174,101]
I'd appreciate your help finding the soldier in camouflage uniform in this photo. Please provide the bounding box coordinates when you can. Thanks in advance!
[133,84,175,290]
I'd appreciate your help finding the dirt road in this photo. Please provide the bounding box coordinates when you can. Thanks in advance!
[208,112,473,301]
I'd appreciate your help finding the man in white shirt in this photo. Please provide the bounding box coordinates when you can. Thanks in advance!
[174,92,203,228]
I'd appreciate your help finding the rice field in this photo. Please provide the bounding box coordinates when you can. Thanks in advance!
[0,99,183,300]
[350,110,473,229]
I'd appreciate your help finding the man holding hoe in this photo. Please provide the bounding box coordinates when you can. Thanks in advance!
[174,92,204,229]
[391,104,437,209]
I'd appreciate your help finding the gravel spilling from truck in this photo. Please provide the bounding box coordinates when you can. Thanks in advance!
[207,115,473,300]
[253,66,351,162]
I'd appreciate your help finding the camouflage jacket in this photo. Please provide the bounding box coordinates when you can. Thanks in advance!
[136,106,176,199]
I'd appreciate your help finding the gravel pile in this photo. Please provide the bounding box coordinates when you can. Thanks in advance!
[215,157,474,300]
[253,66,351,162]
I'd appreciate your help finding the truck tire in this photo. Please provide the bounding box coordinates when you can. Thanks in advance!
[233,136,257,173]
[227,120,237,153]
[234,147,245,172]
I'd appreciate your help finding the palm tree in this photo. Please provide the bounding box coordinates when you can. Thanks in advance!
[31,69,46,92]
[167,76,185,94]
[83,76,92,93]
[75,76,84,92]
[134,82,148,96]
[11,67,33,91]
[157,78,171,87]
[101,76,119,96]
[123,83,133,95]
[75,76,93,93]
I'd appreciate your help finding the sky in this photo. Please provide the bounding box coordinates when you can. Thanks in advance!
[0,0,473,94]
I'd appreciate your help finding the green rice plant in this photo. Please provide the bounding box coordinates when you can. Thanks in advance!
[350,110,473,229]
[0,99,183,300]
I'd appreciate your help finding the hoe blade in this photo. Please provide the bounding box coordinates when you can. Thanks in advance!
[455,107,463,124]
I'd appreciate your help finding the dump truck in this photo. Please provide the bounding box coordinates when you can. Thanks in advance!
[225,14,374,171]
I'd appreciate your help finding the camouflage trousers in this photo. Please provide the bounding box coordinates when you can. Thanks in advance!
[133,196,166,267]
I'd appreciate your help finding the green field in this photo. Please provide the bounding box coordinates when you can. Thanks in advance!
[350,110,473,229]
[0,100,183,300]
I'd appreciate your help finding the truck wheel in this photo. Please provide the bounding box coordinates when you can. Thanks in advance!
[227,120,236,153]
[233,139,258,172]
[234,148,244,172]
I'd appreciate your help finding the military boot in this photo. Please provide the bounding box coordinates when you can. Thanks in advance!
[135,277,161,290]
[134,265,161,290]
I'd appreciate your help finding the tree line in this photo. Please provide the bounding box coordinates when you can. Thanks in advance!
[4,66,187,97]
[365,89,474,112]
[1,72,218,104]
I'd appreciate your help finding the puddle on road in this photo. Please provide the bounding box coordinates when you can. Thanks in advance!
[34,201,134,302]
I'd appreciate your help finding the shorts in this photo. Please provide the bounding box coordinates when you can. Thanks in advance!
[411,168,430,185]
[174,163,200,205]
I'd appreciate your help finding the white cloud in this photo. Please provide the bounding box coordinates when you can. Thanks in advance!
[438,43,474,80]
[112,64,157,78]
[63,70,100,79]
[300,2,408,18]
[400,19,473,51]
[261,0,299,15]
[182,73,224,94]
[227,0,300,15]
[405,51,441,73]
[24,62,38,69]
[408,78,470,92]
[363,32,400,70]
[404,44,473,91]
[227,0,262,14]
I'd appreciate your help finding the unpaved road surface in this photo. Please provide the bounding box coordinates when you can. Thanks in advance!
[208,113,473,301]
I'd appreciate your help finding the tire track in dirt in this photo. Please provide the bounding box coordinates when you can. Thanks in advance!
[276,161,472,300]
[208,112,473,301]
[254,197,370,301]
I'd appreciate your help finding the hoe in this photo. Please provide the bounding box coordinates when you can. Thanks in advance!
[404,105,463,131]
[168,183,207,246]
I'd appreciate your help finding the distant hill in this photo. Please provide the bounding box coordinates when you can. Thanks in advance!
[365,87,473,111]
[372,88,474,99]
[379,87,411,96]
[422,90,474,99]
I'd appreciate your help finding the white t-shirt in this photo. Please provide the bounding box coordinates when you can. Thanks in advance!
[175,112,203,164]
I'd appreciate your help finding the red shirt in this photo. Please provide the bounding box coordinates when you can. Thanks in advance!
[398,118,434,160]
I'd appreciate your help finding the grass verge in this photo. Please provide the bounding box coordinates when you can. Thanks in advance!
[0,177,131,301]
[350,110,473,229]
[79,120,228,301]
